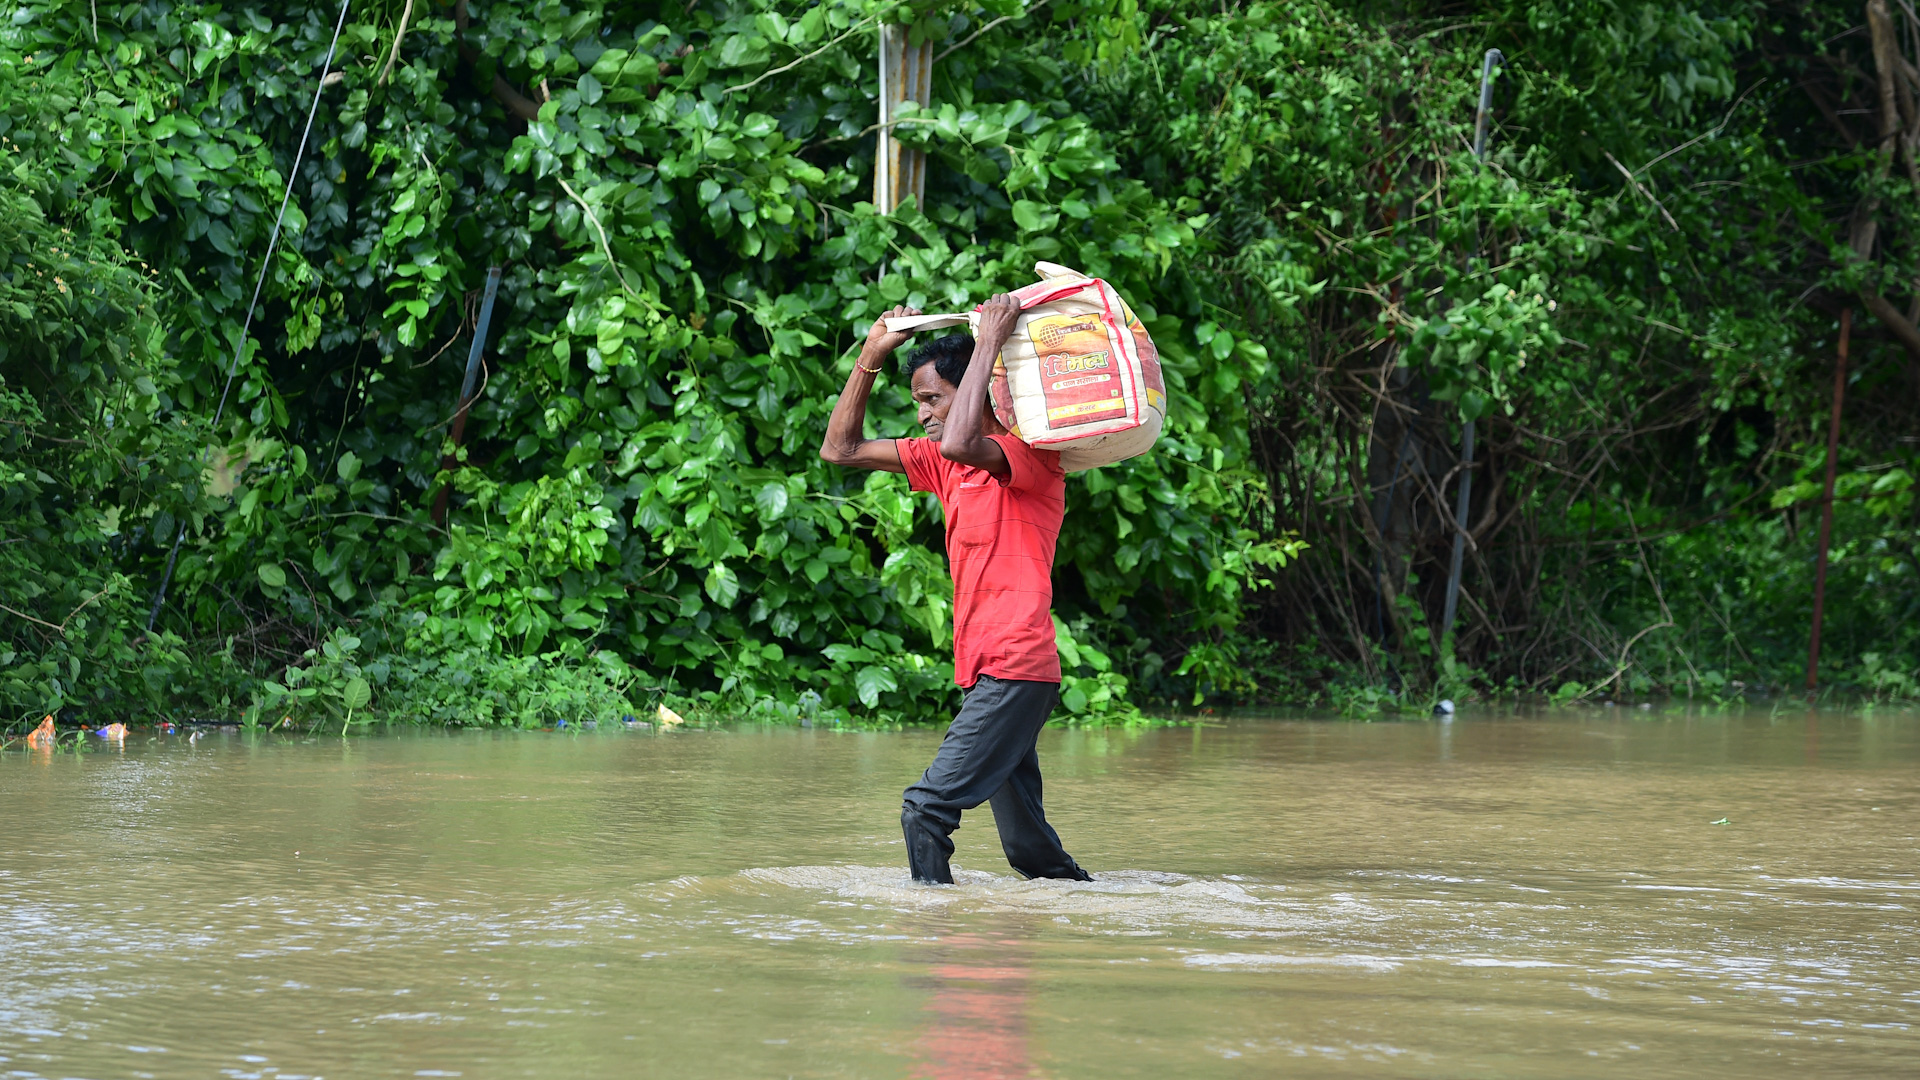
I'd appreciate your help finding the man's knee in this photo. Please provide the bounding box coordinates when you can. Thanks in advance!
[902,791,954,831]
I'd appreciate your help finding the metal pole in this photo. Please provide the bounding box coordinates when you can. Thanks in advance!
[1805,308,1850,693]
[456,267,503,417]
[873,26,931,214]
[873,25,894,282]
[1439,420,1475,639]
[875,25,894,212]
[1471,49,1503,159]
[432,266,503,526]
[1439,48,1503,646]
[904,33,930,207]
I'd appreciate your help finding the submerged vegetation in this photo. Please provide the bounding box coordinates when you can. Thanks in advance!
[1,0,1915,730]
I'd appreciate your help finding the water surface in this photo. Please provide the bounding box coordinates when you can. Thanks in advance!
[4,709,1918,1078]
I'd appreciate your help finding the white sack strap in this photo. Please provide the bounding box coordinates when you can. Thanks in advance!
[881,267,1094,334]
[883,312,971,333]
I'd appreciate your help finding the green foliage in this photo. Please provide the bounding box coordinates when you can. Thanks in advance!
[0,0,1262,726]
[254,629,374,733]
[252,625,639,730]
[1,0,1914,729]
[1088,0,1917,705]
[0,42,229,728]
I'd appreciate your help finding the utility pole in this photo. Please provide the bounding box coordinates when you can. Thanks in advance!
[1439,48,1504,646]
[874,24,931,212]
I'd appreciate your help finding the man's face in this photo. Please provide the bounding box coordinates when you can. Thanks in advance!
[910,364,959,440]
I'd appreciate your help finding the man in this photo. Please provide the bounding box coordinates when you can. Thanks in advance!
[819,294,1092,885]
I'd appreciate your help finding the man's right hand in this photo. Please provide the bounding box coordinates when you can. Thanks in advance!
[864,305,922,359]
[821,307,917,475]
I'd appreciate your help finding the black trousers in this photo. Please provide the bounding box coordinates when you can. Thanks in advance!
[900,675,1091,884]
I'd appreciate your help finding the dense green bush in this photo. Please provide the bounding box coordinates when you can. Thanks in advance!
[0,48,229,720]
[1,1,1914,731]
[1092,0,1917,707]
[1,0,1288,728]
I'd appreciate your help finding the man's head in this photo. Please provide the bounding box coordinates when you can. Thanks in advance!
[905,334,977,440]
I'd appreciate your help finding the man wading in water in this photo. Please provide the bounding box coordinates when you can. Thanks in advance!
[819,295,1093,885]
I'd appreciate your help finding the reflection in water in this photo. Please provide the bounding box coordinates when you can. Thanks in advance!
[1,709,1917,1079]
[907,926,1034,1080]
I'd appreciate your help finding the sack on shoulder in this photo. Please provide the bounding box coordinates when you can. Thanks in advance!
[885,262,1166,471]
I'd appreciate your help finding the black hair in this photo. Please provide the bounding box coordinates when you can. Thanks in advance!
[904,334,975,387]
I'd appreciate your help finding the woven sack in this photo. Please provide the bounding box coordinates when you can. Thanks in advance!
[884,262,1165,471]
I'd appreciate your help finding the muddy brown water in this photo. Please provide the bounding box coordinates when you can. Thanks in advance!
[3,709,1917,1079]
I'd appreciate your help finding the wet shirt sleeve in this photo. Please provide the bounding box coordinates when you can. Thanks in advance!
[986,434,1065,494]
[896,437,949,497]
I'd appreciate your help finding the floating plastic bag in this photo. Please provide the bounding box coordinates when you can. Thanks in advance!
[885,263,1165,471]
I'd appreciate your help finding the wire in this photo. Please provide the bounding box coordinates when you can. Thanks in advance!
[146,0,354,632]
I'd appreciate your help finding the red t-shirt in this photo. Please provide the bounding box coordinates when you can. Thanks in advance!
[896,435,1065,687]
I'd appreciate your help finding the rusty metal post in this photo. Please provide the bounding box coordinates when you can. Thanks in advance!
[874,24,931,213]
[432,265,503,527]
[1471,49,1504,160]
[1805,308,1851,693]
[1439,48,1503,646]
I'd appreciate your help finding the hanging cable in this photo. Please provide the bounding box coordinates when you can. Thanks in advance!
[146,0,354,632]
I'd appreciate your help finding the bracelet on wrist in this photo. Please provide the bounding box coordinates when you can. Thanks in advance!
[856,360,884,375]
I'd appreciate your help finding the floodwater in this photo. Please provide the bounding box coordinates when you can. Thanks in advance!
[3,710,1918,1079]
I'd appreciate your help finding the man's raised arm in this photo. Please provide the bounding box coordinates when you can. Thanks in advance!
[938,293,1018,480]
[819,305,920,473]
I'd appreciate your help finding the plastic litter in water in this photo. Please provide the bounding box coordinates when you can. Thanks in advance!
[26,716,55,748]
[96,724,128,741]
[656,704,686,728]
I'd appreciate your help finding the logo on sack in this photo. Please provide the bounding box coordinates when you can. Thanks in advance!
[1034,318,1102,348]
[1044,351,1111,378]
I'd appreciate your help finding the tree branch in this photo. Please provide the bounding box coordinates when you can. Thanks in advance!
[1859,289,1920,356]
[933,0,1056,65]
[0,584,114,637]
[489,74,541,122]
[555,174,646,304]
[725,14,879,95]
[1603,150,1679,231]
[378,0,414,85]
[1799,77,1862,149]
[1871,0,1903,150]
[454,0,541,123]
